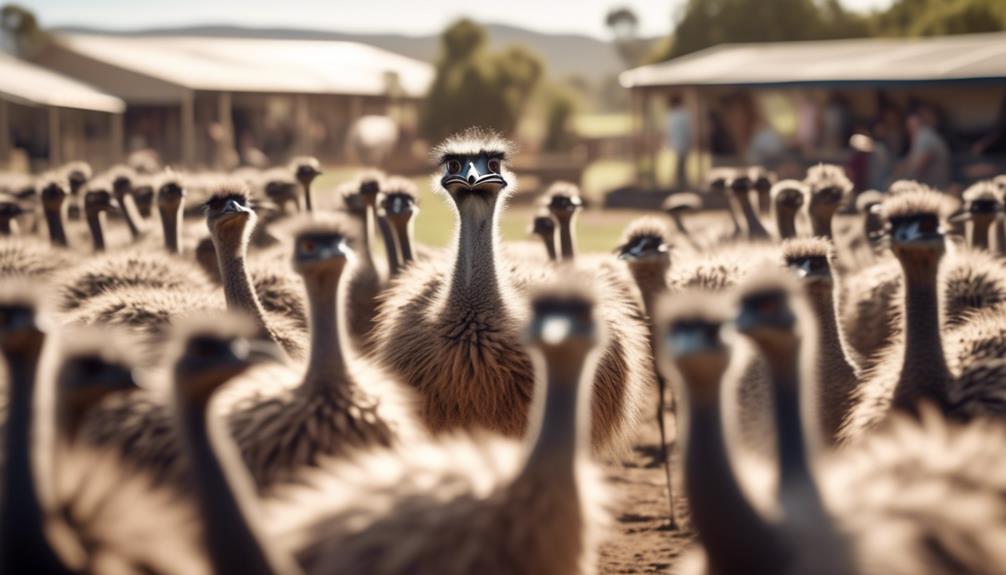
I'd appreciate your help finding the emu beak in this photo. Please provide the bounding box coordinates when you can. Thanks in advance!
[892,220,942,244]
[222,199,251,215]
[947,208,970,224]
[243,339,286,366]
[666,327,719,359]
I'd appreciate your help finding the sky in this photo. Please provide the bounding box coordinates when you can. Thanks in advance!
[23,0,895,40]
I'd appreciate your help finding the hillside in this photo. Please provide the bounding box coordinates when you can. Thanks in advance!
[54,22,627,84]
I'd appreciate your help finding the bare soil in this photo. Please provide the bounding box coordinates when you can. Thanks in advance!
[599,407,694,574]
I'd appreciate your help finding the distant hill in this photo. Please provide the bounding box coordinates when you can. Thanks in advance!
[54,22,627,84]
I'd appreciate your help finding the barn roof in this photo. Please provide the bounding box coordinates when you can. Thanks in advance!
[621,32,1006,89]
[0,51,124,112]
[52,33,434,98]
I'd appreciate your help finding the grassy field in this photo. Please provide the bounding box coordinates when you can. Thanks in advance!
[316,168,642,254]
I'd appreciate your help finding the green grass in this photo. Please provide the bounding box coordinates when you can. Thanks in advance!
[572,113,634,139]
[317,167,641,254]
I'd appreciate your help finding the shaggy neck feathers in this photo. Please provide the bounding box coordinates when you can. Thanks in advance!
[114,188,144,240]
[557,214,577,261]
[85,207,107,252]
[160,203,183,255]
[810,208,834,239]
[174,381,295,575]
[523,345,593,480]
[805,283,859,443]
[0,336,73,574]
[445,198,507,314]
[213,220,272,344]
[735,190,769,239]
[775,206,799,239]
[376,214,400,277]
[302,264,349,390]
[390,217,414,264]
[968,215,993,250]
[895,251,952,412]
[44,203,68,248]
[681,362,790,573]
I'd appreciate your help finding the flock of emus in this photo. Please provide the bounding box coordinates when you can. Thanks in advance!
[0,126,1005,574]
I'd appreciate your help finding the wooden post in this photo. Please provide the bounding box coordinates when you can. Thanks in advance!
[181,90,196,166]
[110,112,124,163]
[631,89,642,185]
[217,91,235,168]
[0,100,9,168]
[48,107,61,167]
[295,93,311,155]
[691,87,706,191]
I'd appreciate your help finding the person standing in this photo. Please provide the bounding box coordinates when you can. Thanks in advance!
[666,94,691,190]
[906,111,951,189]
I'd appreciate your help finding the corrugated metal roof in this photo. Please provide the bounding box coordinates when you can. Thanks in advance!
[0,51,124,112]
[56,34,434,97]
[621,33,1006,89]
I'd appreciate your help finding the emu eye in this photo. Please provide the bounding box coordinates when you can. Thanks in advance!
[921,219,937,233]
[447,160,462,175]
[487,159,501,174]
[299,239,317,254]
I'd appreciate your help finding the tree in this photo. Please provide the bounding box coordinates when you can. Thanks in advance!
[663,0,868,60]
[1,4,49,57]
[542,88,578,152]
[605,6,650,68]
[872,0,1005,37]
[420,19,545,142]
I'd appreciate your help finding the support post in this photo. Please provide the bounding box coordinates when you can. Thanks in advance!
[217,91,235,168]
[48,107,61,167]
[181,90,196,166]
[110,112,124,163]
[0,100,9,168]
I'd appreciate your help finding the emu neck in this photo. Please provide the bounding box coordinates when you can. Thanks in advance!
[683,377,790,574]
[807,283,858,443]
[160,204,183,255]
[537,232,557,261]
[894,251,951,412]
[301,182,313,213]
[358,210,376,271]
[628,262,669,318]
[213,225,270,338]
[670,215,699,250]
[375,211,400,277]
[969,216,993,250]
[523,348,590,483]
[175,391,295,575]
[446,199,505,312]
[775,208,798,239]
[556,214,577,261]
[114,190,144,240]
[757,190,772,215]
[44,204,68,247]
[734,192,768,239]
[993,219,1006,255]
[762,341,821,515]
[391,217,415,264]
[85,209,106,252]
[0,342,72,574]
[811,210,834,239]
[302,266,348,390]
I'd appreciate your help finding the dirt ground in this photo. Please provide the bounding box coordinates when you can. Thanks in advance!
[598,405,695,574]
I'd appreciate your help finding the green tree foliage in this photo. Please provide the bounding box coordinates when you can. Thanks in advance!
[542,88,578,152]
[420,19,544,142]
[873,0,1006,37]
[1,3,49,57]
[657,0,1004,62]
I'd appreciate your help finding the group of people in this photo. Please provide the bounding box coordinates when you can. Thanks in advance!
[664,92,959,193]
